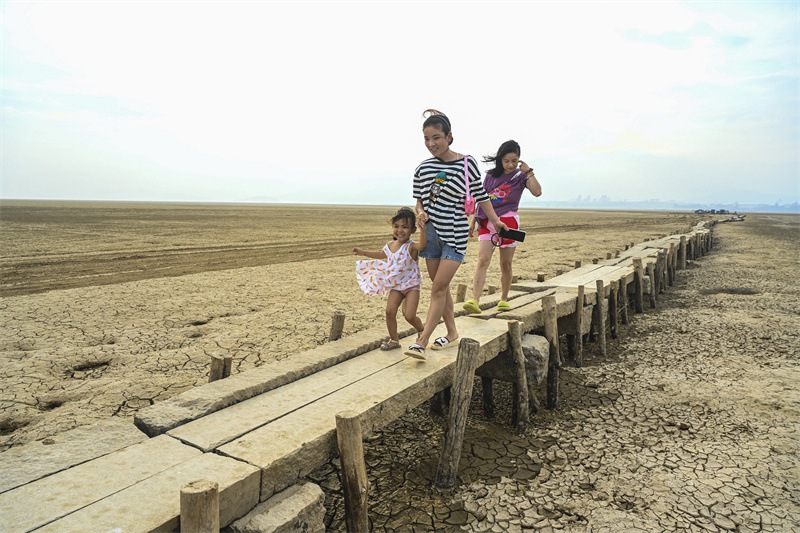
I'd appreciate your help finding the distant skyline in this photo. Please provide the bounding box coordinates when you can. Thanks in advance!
[1,1,798,208]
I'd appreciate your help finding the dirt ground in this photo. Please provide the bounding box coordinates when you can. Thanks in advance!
[1,203,797,531]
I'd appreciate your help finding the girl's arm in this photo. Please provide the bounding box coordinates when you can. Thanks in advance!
[519,160,542,197]
[415,199,428,224]
[410,219,428,257]
[352,247,387,260]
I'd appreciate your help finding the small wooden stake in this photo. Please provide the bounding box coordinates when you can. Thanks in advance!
[488,285,498,295]
[208,353,232,383]
[537,272,546,282]
[180,480,219,533]
[456,283,467,303]
[436,338,480,490]
[542,296,560,409]
[329,310,345,341]
[508,321,529,433]
[336,411,369,533]
[574,260,582,269]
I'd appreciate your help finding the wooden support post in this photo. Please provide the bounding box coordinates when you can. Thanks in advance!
[208,353,232,383]
[592,258,599,264]
[667,243,675,286]
[430,388,450,417]
[436,338,480,490]
[180,480,219,533]
[606,252,613,260]
[542,296,560,410]
[594,280,607,356]
[609,280,619,340]
[633,258,644,313]
[619,275,629,325]
[556,269,564,276]
[574,285,585,368]
[656,250,666,294]
[508,321,529,433]
[537,272,546,282]
[647,263,657,309]
[336,411,369,533]
[481,377,494,419]
[511,275,519,283]
[679,235,687,270]
[488,285,498,295]
[574,260,582,269]
[329,310,345,341]
[456,283,467,303]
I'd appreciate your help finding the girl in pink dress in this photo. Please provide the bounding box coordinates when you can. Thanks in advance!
[353,207,427,350]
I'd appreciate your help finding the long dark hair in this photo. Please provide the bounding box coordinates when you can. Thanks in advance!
[482,139,521,178]
[422,109,453,145]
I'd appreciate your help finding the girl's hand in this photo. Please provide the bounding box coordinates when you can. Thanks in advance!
[416,210,427,224]
[519,160,533,175]
[352,247,362,256]
[495,220,509,233]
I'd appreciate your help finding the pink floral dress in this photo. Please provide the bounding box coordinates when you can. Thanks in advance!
[356,241,422,296]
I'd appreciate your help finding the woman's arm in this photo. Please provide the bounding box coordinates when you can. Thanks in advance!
[478,200,509,233]
[352,247,387,259]
[519,160,542,197]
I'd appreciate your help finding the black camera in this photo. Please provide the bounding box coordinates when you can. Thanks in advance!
[498,227,526,242]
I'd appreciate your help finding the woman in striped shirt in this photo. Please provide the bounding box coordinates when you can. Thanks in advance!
[405,109,507,359]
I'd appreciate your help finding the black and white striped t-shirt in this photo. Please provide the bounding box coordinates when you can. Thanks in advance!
[413,155,489,255]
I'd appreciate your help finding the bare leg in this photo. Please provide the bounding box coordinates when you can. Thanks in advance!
[471,240,496,301]
[498,247,516,301]
[402,289,424,334]
[417,258,461,348]
[385,290,404,341]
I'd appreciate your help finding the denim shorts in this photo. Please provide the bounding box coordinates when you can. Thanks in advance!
[419,222,465,262]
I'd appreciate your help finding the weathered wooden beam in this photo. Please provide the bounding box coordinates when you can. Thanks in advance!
[208,353,232,383]
[542,296,560,409]
[336,411,369,533]
[436,338,480,490]
[508,321,529,433]
[180,480,219,533]
[647,263,657,309]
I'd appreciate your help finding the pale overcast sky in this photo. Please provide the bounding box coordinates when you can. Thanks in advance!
[1,1,798,207]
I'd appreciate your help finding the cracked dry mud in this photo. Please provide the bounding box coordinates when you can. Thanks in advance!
[1,203,797,532]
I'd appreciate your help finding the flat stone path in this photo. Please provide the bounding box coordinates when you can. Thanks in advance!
[310,218,800,532]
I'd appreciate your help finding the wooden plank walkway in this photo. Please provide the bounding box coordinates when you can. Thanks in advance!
[0,221,717,531]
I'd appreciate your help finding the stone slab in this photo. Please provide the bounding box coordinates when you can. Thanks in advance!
[231,482,325,533]
[134,324,396,437]
[0,418,147,494]
[36,452,261,532]
[217,317,511,500]
[0,435,199,532]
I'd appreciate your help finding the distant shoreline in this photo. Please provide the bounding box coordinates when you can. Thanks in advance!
[2,198,795,215]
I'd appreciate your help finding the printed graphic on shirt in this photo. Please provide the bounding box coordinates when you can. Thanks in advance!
[489,183,512,206]
[430,171,448,201]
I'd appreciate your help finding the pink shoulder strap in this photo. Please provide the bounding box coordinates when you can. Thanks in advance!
[463,156,472,200]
